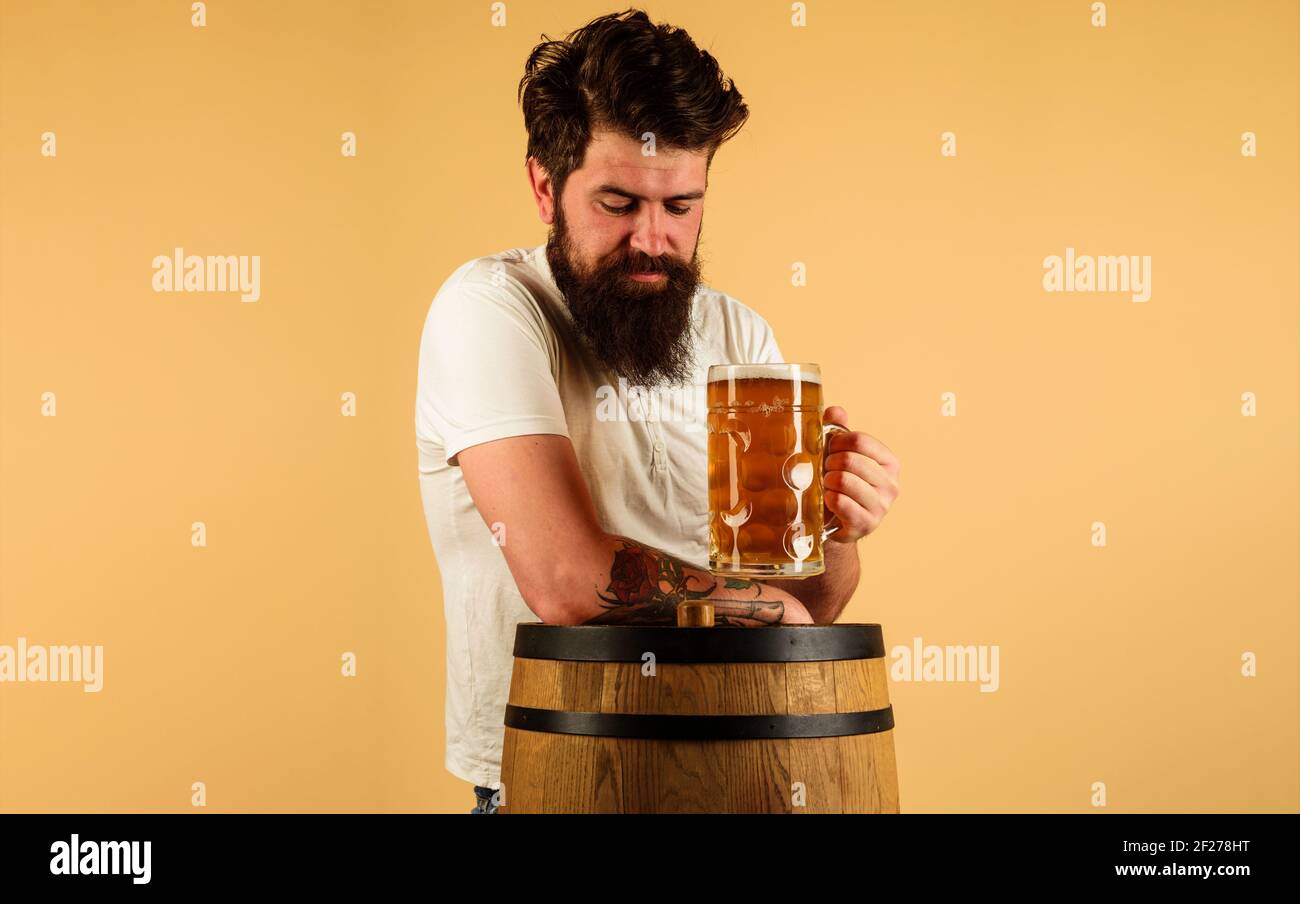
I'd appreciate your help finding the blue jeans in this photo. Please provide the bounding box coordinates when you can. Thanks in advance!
[470,785,499,814]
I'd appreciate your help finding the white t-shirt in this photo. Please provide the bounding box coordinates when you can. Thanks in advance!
[415,243,783,787]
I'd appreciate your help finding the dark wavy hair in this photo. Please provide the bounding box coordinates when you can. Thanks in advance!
[517,8,750,202]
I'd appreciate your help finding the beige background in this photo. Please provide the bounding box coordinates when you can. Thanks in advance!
[1,0,1296,812]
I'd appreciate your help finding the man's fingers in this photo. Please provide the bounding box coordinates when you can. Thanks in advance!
[824,468,885,517]
[824,450,894,490]
[823,405,850,429]
[824,488,876,535]
[826,430,900,475]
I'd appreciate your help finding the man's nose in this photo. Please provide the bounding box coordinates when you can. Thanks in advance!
[628,205,670,258]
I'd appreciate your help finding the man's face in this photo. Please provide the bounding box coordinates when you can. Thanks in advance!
[543,128,708,388]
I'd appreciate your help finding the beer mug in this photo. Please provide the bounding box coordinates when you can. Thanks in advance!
[706,363,847,578]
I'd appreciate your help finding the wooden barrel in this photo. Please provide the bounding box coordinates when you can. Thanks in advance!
[498,623,899,813]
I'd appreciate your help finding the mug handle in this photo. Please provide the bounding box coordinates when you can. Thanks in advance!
[820,422,850,542]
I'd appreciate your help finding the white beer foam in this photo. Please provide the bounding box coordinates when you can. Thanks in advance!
[708,364,821,384]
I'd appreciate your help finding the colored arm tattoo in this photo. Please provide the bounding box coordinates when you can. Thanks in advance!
[582,538,787,627]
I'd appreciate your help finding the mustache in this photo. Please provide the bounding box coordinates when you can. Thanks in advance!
[607,252,683,275]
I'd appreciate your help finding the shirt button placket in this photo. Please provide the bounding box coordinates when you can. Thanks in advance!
[649,423,668,473]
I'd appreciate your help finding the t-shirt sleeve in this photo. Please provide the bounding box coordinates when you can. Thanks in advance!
[753,314,784,364]
[417,275,570,467]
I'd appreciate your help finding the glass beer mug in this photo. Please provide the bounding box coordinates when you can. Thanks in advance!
[706,363,846,578]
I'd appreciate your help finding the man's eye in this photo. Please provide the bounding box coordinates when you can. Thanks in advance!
[599,201,692,217]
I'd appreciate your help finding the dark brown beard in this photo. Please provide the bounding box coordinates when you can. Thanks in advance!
[545,204,702,388]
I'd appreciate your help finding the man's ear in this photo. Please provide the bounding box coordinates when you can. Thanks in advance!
[526,158,557,225]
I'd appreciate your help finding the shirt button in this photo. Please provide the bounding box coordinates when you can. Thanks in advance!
[654,441,665,453]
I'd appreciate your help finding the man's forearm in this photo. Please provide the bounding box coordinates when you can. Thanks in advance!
[561,535,813,626]
[765,540,860,623]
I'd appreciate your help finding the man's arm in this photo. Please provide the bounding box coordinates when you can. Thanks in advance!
[456,433,813,626]
[567,534,806,626]
[765,539,860,624]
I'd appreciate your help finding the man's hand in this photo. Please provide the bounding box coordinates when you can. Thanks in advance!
[821,405,901,544]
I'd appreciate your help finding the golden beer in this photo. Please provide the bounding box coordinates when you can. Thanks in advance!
[707,363,844,578]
